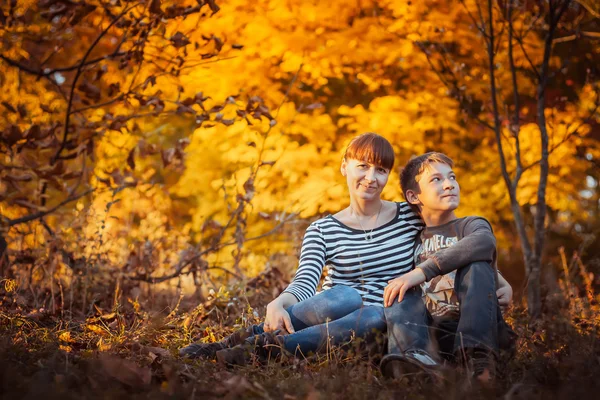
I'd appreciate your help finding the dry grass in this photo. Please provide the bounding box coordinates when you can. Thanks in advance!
[1,270,600,400]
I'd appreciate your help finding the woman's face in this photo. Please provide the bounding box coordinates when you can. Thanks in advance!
[341,158,390,201]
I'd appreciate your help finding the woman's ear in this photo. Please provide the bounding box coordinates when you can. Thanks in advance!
[406,190,420,205]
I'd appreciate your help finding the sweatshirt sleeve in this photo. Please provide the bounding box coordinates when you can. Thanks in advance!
[282,221,327,302]
[417,217,497,281]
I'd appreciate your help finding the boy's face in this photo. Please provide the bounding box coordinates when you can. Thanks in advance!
[407,162,460,212]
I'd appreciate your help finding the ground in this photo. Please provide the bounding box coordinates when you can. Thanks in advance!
[1,274,599,399]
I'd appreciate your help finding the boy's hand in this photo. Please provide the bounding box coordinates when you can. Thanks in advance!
[496,272,513,309]
[383,268,426,307]
[496,285,513,308]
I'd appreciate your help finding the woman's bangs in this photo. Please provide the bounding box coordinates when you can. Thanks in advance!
[346,135,394,170]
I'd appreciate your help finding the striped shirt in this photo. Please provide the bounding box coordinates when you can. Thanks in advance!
[283,202,424,307]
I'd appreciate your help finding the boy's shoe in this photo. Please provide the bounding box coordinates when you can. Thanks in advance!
[179,341,228,359]
[458,348,496,386]
[216,331,283,367]
[380,349,441,380]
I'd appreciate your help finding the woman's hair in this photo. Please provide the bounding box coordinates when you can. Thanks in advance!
[399,152,454,199]
[343,133,395,170]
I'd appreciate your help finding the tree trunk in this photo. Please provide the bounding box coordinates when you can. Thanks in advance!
[526,255,543,320]
[527,0,571,320]
[0,233,7,277]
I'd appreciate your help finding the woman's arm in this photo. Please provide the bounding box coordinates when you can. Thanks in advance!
[264,222,327,334]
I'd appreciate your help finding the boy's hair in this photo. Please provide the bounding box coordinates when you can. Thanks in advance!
[343,132,395,170]
[400,152,454,199]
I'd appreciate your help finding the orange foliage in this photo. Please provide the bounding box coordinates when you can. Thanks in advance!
[0,0,598,295]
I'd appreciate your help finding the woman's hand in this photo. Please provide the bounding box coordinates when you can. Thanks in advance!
[264,299,295,334]
[383,268,426,307]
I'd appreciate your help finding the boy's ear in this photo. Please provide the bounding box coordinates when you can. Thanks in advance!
[340,159,347,177]
[405,189,421,205]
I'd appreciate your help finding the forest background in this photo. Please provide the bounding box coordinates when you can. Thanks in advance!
[1,0,599,398]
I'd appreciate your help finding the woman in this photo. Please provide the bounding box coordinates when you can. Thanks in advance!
[180,133,510,371]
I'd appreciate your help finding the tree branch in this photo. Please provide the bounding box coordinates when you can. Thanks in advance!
[0,51,127,78]
[5,189,94,227]
[487,0,513,199]
[508,0,524,188]
[52,4,139,165]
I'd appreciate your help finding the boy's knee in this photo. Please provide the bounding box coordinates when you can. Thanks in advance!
[464,261,494,273]
[384,292,425,320]
[458,261,495,283]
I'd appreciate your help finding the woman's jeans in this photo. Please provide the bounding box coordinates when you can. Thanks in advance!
[244,285,431,356]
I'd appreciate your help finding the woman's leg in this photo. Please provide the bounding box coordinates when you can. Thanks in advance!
[180,285,363,358]
[284,284,365,331]
[279,305,386,355]
[216,305,386,366]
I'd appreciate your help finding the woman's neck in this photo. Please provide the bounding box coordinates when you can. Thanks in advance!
[349,197,383,217]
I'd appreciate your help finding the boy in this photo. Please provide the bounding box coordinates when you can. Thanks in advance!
[381,152,515,383]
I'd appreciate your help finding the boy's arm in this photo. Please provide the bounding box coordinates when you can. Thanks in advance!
[417,217,496,281]
[384,217,496,306]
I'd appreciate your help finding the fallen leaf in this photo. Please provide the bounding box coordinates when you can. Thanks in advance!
[144,346,171,358]
[98,354,151,388]
[59,331,74,343]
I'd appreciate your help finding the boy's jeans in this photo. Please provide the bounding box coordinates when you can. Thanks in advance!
[245,285,430,356]
[431,261,516,358]
[384,286,431,354]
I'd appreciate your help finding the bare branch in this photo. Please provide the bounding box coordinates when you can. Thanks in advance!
[0,51,127,78]
[513,35,543,81]
[52,4,140,165]
[553,31,600,43]
[508,0,524,188]
[459,0,489,39]
[414,41,495,131]
[5,189,94,228]
[532,0,572,279]
[486,0,514,199]
[575,0,600,18]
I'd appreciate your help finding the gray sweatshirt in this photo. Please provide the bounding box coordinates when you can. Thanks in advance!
[415,216,497,317]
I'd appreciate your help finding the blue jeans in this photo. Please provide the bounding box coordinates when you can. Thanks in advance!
[432,261,515,358]
[246,285,431,356]
[384,286,431,354]
[247,285,384,354]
